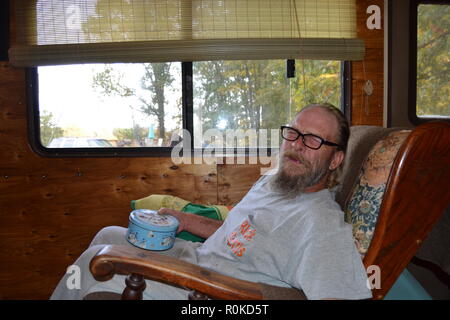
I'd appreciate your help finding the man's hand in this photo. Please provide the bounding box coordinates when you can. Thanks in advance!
[157,208,187,234]
[157,207,224,240]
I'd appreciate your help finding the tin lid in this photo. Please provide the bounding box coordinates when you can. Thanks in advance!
[129,209,179,232]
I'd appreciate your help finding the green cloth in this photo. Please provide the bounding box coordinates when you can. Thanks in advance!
[131,194,230,243]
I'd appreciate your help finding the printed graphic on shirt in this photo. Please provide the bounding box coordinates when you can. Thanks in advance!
[226,219,257,257]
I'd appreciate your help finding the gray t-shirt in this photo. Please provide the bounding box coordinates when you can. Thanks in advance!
[196,176,372,300]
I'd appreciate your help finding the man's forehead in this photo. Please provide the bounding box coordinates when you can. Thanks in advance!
[291,107,338,137]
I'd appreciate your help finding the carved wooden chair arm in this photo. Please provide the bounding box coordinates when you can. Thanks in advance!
[89,244,306,300]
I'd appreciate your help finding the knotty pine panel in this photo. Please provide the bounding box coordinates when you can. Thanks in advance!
[352,0,384,126]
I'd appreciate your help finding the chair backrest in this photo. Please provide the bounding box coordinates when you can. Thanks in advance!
[343,128,411,257]
[338,122,450,299]
[335,125,405,208]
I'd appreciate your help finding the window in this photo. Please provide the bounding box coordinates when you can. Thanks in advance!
[192,59,341,149]
[29,59,342,156]
[411,1,450,123]
[36,63,182,149]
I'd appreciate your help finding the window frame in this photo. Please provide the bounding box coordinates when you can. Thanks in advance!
[26,65,185,158]
[408,0,450,125]
[27,60,350,158]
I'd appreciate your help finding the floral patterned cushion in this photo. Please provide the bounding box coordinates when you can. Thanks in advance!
[345,130,410,257]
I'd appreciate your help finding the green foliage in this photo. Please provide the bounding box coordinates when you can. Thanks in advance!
[92,62,175,144]
[416,4,450,117]
[92,59,340,148]
[92,66,135,97]
[113,127,140,141]
[40,111,64,146]
[112,125,148,146]
[194,59,340,133]
[139,63,175,139]
[291,60,341,112]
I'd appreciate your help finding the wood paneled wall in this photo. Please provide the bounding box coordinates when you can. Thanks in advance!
[0,2,385,299]
[352,0,384,126]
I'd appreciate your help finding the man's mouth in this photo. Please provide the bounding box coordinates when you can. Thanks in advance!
[287,155,301,164]
[282,151,313,171]
[283,152,307,166]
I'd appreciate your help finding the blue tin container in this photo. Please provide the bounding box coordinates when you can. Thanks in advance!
[126,209,179,251]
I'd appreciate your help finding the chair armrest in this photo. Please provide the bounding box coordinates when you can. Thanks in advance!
[89,245,305,300]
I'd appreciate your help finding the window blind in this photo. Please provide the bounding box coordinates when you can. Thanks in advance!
[9,0,364,66]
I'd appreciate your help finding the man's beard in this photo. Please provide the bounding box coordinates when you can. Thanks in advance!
[269,150,330,198]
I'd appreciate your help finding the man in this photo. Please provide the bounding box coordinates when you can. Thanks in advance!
[51,103,372,300]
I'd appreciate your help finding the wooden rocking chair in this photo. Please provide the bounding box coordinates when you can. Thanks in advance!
[89,122,450,300]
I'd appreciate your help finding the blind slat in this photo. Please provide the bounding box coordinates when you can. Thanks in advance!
[10,0,364,66]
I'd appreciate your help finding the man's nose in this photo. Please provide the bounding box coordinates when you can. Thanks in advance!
[289,137,306,151]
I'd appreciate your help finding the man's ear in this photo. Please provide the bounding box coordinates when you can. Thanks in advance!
[329,150,345,171]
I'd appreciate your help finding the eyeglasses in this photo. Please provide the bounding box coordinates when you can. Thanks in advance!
[280,126,342,150]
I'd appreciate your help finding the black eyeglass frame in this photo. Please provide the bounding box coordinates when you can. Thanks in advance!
[280,126,342,150]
